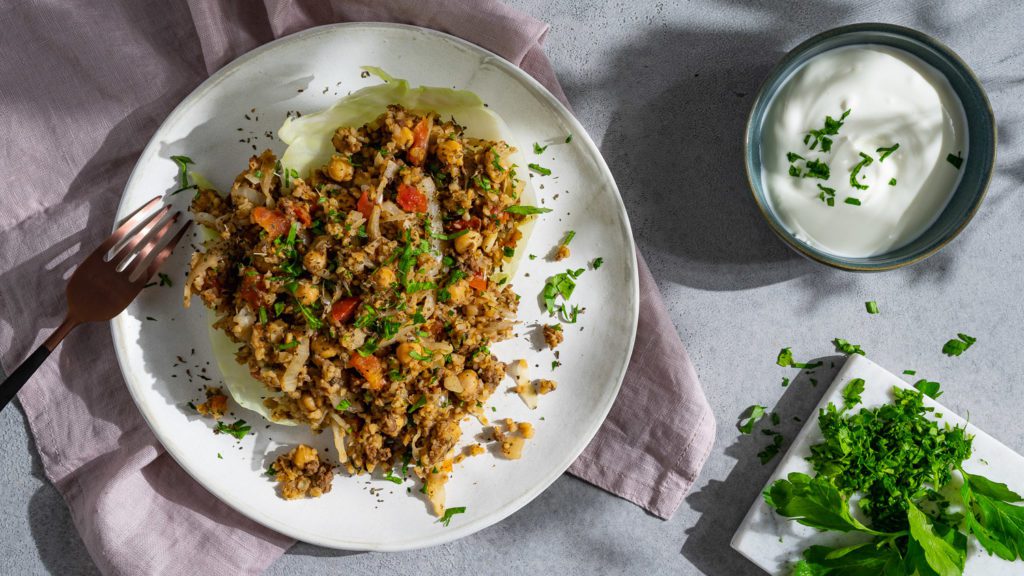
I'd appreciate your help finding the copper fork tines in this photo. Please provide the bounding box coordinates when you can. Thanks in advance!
[0,195,191,411]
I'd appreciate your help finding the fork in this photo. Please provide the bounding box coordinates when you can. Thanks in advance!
[0,196,190,412]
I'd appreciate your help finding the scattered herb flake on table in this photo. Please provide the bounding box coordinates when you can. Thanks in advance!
[865,301,879,314]
[942,333,976,357]
[777,347,822,370]
[947,151,963,169]
[833,338,865,356]
[737,405,767,434]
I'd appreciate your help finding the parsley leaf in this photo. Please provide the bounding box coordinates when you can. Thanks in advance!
[763,472,889,535]
[913,379,942,399]
[947,152,963,169]
[865,301,879,314]
[533,142,548,154]
[907,501,966,575]
[841,378,865,410]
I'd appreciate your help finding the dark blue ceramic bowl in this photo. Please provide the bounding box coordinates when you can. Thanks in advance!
[746,23,995,271]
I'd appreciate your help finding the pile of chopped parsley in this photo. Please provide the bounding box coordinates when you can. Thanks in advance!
[765,379,1024,575]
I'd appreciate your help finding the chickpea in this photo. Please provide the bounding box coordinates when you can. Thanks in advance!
[292,444,317,468]
[396,342,424,365]
[454,230,482,254]
[446,279,470,304]
[373,266,396,289]
[457,369,480,398]
[303,247,327,276]
[436,139,464,167]
[300,394,317,412]
[293,282,320,305]
[326,154,354,182]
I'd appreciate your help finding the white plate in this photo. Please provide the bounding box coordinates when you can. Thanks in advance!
[732,354,1024,574]
[109,23,638,551]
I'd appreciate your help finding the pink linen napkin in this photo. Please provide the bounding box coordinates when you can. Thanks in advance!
[0,1,715,574]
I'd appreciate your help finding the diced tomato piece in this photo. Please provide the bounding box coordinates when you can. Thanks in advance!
[349,354,384,390]
[251,207,290,239]
[468,275,487,291]
[396,183,428,213]
[238,272,266,307]
[448,217,481,232]
[407,117,432,166]
[290,204,312,227]
[330,297,360,324]
[357,189,375,220]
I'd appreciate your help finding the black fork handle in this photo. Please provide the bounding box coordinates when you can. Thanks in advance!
[0,317,78,412]
[0,345,52,411]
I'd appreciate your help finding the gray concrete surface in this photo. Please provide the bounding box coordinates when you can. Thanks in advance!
[3,1,1024,574]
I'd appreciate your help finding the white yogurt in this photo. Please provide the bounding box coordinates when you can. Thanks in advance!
[761,45,968,258]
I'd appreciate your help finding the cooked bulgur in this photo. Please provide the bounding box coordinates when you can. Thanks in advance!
[185,105,534,514]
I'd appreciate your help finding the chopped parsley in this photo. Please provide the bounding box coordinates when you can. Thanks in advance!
[776,347,822,370]
[849,151,874,190]
[439,506,466,526]
[169,155,197,195]
[336,399,351,411]
[738,405,767,434]
[804,109,851,152]
[942,333,976,357]
[214,419,251,440]
[527,163,551,176]
[591,257,604,269]
[876,143,900,162]
[565,134,573,143]
[833,338,865,355]
[903,370,917,376]
[533,142,548,154]
[757,431,785,464]
[803,159,830,180]
[382,470,403,485]
[407,396,427,413]
[844,197,862,206]
[158,273,173,287]
[865,301,879,314]
[259,306,268,324]
[889,178,897,186]
[505,205,552,216]
[278,340,299,350]
[947,151,963,169]
[817,184,836,206]
[265,465,276,477]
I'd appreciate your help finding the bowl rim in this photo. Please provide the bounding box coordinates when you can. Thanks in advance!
[744,22,997,272]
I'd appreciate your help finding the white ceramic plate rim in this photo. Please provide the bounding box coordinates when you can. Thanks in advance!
[109,22,639,551]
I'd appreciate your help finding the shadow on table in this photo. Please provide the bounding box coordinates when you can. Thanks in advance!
[14,404,104,576]
[559,4,968,292]
[680,356,843,575]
